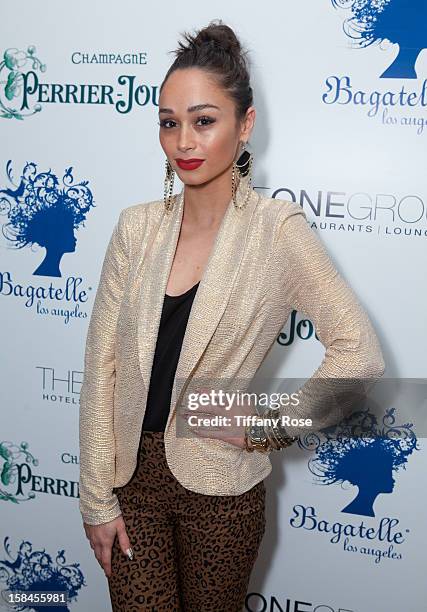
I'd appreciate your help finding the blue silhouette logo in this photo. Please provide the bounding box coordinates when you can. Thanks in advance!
[331,0,427,78]
[0,160,95,277]
[298,406,419,517]
[0,537,85,611]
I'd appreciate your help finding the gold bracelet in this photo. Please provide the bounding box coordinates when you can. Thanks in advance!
[264,407,298,449]
[244,422,255,452]
[262,411,281,450]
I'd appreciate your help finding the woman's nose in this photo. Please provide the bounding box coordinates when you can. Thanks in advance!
[177,125,195,151]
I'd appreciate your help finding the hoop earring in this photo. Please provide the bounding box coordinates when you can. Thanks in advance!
[164,158,175,212]
[232,142,253,210]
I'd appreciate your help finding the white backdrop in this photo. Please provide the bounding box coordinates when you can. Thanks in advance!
[1,2,426,610]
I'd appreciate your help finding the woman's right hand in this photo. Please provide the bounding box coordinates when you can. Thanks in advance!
[83,514,133,578]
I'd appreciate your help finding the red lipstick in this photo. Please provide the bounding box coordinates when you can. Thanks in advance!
[176,158,205,170]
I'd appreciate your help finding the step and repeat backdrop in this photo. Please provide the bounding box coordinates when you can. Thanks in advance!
[1,1,426,611]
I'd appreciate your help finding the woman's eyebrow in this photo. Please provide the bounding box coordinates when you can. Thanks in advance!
[158,103,220,115]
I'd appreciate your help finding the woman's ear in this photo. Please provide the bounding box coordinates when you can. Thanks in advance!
[239,106,256,142]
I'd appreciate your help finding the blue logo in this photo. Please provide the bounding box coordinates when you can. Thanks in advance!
[0,537,85,610]
[325,1,427,133]
[289,406,420,563]
[0,160,94,322]
[300,406,419,517]
[0,160,94,277]
[331,0,426,79]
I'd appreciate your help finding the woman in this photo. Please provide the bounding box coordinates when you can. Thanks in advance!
[79,20,385,612]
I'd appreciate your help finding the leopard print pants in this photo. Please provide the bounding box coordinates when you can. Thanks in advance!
[107,431,266,611]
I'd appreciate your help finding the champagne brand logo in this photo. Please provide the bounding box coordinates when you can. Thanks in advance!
[0,440,79,505]
[0,45,157,120]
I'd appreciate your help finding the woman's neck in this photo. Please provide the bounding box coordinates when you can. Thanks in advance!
[182,170,237,229]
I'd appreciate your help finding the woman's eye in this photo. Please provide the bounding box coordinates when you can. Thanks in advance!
[196,116,215,126]
[158,116,216,129]
[158,119,176,129]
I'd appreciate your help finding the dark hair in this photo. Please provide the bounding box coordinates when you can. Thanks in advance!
[160,19,253,123]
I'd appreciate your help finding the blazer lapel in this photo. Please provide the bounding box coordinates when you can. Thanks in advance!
[136,179,260,429]
[136,191,184,392]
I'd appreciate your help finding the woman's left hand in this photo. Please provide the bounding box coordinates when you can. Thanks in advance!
[178,386,257,449]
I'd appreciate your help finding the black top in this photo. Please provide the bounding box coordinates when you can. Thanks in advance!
[141,281,200,432]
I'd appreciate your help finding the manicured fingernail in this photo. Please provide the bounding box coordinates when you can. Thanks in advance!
[126,548,134,560]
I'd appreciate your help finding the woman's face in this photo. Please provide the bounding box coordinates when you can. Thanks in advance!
[158,67,254,187]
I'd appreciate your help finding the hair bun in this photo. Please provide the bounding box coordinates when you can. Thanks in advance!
[193,20,241,55]
[162,20,253,121]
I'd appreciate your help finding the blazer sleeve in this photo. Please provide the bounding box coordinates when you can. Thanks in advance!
[272,204,386,440]
[79,209,130,525]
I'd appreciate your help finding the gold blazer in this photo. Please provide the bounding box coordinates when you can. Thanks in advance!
[79,180,385,525]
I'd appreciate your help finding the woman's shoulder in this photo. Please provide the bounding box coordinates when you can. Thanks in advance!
[120,197,164,223]
[112,198,164,239]
[255,191,306,223]
[108,199,164,252]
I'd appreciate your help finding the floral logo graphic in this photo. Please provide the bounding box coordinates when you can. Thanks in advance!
[0,47,46,119]
[298,407,420,517]
[331,0,427,78]
[0,160,95,277]
[0,441,38,505]
[0,537,85,611]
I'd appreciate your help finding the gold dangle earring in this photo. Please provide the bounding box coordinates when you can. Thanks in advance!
[164,158,175,212]
[232,141,254,210]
